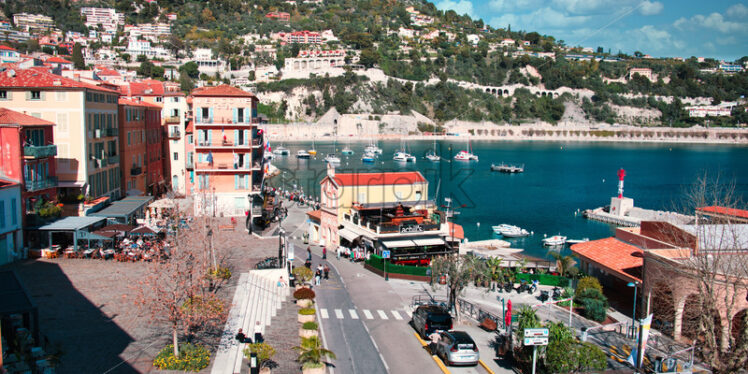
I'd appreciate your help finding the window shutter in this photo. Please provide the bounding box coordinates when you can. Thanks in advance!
[41,91,46,100]
[25,91,30,100]
[233,108,237,124]
[234,175,238,189]
[244,107,250,123]
[245,175,249,188]
[246,153,250,168]
[234,130,239,145]
[243,130,249,145]
[207,130,212,144]
[209,107,213,122]
[195,108,200,123]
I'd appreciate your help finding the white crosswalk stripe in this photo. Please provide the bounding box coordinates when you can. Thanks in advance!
[391,310,403,320]
[404,310,413,318]
[363,309,374,319]
[335,309,344,319]
[349,309,359,319]
[377,310,389,320]
[320,308,329,319]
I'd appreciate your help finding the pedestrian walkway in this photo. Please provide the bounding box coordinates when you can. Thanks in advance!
[210,269,289,374]
[318,308,411,321]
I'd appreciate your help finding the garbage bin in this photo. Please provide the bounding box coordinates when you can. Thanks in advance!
[289,275,296,287]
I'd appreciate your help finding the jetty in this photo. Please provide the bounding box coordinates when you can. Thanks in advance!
[491,163,524,173]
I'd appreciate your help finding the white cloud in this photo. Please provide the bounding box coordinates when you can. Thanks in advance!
[490,7,591,31]
[726,3,748,19]
[638,1,663,16]
[436,0,476,18]
[674,12,748,33]
[489,0,544,12]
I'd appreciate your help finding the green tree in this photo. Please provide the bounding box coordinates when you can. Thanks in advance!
[72,43,85,69]
[549,253,576,277]
[359,48,379,68]
[544,321,607,373]
[179,61,200,79]
[430,254,485,322]
[293,336,336,370]
[180,75,194,93]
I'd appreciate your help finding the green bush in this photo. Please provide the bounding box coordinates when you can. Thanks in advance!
[299,308,316,315]
[293,267,314,283]
[293,287,316,300]
[210,266,232,280]
[583,298,607,322]
[153,343,211,371]
[302,321,318,330]
[576,276,603,296]
[243,343,276,368]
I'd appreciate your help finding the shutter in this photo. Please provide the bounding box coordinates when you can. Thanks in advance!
[244,107,250,123]
[195,108,200,123]
[41,91,46,100]
[234,175,238,189]
[246,153,250,168]
[207,130,212,144]
[25,91,30,100]
[234,130,239,145]
[245,175,249,188]
[209,107,213,122]
[233,108,238,124]
[243,130,249,145]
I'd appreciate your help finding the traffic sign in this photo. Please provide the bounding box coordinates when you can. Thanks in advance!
[288,243,295,260]
[382,250,391,259]
[524,328,549,337]
[523,337,549,346]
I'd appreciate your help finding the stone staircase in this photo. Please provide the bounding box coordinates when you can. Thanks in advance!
[211,269,289,374]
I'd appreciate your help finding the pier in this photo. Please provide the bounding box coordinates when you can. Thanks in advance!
[583,206,693,227]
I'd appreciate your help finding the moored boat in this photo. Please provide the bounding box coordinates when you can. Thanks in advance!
[324,153,341,164]
[491,163,524,173]
[296,150,311,159]
[542,235,567,246]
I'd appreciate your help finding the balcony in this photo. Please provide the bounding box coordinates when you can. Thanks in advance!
[195,140,252,149]
[168,130,181,139]
[130,166,142,176]
[24,145,57,158]
[195,117,255,126]
[194,162,254,172]
[342,213,441,235]
[107,154,119,165]
[25,176,58,192]
[186,161,194,170]
[104,128,118,137]
[164,116,180,124]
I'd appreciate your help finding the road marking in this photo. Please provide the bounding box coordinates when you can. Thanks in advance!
[404,309,413,318]
[334,309,344,319]
[349,309,359,319]
[391,310,403,320]
[320,308,329,319]
[363,309,374,319]
[377,310,388,320]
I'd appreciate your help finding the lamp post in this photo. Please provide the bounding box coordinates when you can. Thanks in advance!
[627,281,639,339]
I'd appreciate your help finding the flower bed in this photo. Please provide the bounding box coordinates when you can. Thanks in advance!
[153,343,211,371]
[298,308,316,323]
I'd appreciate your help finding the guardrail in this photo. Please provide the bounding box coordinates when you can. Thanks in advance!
[25,177,58,192]
[456,298,505,329]
[24,145,57,158]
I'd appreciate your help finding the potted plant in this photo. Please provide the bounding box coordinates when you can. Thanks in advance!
[298,307,316,323]
[299,321,318,338]
[293,267,314,289]
[293,336,336,374]
[243,343,276,374]
[293,287,316,308]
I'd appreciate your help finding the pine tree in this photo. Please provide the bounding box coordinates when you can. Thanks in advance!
[72,43,85,69]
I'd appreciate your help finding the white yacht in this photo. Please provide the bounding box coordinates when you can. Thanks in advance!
[324,153,341,164]
[393,151,416,162]
[273,146,290,156]
[454,138,478,161]
[365,142,383,154]
[341,147,354,155]
[361,152,376,163]
[296,150,311,159]
[542,235,567,246]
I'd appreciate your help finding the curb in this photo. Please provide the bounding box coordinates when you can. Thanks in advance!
[479,359,495,374]
[413,332,450,374]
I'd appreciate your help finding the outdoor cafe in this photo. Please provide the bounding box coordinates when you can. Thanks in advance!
[89,196,153,225]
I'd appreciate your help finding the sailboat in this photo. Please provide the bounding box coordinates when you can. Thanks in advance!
[425,137,440,161]
[393,140,416,162]
[361,151,376,163]
[326,136,341,164]
[341,146,354,155]
[454,137,478,161]
[365,139,383,154]
[308,137,317,156]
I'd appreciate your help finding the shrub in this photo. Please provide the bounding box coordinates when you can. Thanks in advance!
[302,321,318,330]
[243,343,276,368]
[299,308,316,315]
[576,288,606,303]
[576,276,602,296]
[293,287,316,300]
[293,267,314,283]
[153,343,211,371]
[583,298,607,322]
[210,266,232,280]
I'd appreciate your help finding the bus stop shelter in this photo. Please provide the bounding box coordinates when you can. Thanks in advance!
[89,196,154,225]
[38,216,107,251]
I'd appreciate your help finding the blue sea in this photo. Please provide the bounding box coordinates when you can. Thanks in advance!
[268,139,748,260]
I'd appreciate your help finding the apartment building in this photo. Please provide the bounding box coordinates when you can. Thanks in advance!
[124,23,171,42]
[12,13,55,33]
[80,7,124,33]
[0,178,22,266]
[0,108,57,227]
[278,31,323,44]
[185,85,264,216]
[118,98,148,196]
[145,101,164,196]
[0,68,122,204]
[0,45,21,63]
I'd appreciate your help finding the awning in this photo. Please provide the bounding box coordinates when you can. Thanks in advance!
[381,239,416,248]
[90,196,154,219]
[38,216,107,231]
[338,228,360,242]
[412,238,446,246]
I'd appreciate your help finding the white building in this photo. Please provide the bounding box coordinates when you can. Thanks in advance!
[398,28,417,39]
[321,30,338,43]
[500,38,515,47]
[125,23,171,42]
[466,34,480,46]
[12,13,55,33]
[80,7,124,33]
[685,102,736,118]
[127,39,171,59]
[628,68,655,82]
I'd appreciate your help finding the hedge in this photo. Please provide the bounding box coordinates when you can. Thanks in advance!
[366,254,430,277]
[515,273,570,287]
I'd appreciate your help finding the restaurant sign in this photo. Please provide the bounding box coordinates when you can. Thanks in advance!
[400,225,424,233]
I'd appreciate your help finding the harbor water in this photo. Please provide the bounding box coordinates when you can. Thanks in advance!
[267,139,748,260]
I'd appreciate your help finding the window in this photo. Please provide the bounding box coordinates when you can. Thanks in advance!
[30,90,41,100]
[0,90,7,99]
[155,97,162,102]
[56,91,66,101]
[0,201,5,228]
[127,132,131,145]
[11,198,17,225]
[187,135,193,144]
[237,108,245,122]
[173,152,178,161]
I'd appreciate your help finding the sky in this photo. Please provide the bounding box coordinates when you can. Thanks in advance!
[434,0,748,61]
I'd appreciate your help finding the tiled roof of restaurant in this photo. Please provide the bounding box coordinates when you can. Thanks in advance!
[0,108,55,126]
[570,237,643,283]
[190,84,255,98]
[328,172,427,186]
[697,206,748,220]
[0,68,119,93]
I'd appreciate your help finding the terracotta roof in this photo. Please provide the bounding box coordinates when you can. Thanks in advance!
[46,56,72,64]
[127,79,165,96]
[0,108,55,126]
[190,84,255,98]
[648,248,691,259]
[96,68,120,76]
[306,210,322,222]
[328,172,427,186]
[571,237,643,283]
[697,206,748,220]
[447,222,464,240]
[0,68,119,93]
[0,45,16,51]
[118,97,162,109]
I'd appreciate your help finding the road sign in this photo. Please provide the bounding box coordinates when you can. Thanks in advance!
[288,243,295,260]
[382,250,391,259]
[524,328,549,337]
[524,337,549,346]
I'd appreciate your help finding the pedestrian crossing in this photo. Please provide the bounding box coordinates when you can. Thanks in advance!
[319,308,411,321]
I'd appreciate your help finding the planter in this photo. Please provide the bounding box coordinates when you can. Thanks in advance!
[299,328,318,338]
[298,313,315,323]
[297,299,314,308]
[302,365,325,374]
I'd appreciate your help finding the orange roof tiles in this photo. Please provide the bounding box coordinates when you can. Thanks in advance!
[0,45,16,51]
[697,206,748,219]
[118,97,162,109]
[190,84,255,98]
[571,237,643,283]
[329,172,427,186]
[0,68,119,93]
[0,108,55,126]
[306,210,322,222]
[46,56,72,64]
[447,222,464,240]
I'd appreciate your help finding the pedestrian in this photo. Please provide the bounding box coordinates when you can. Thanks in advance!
[336,247,341,260]
[315,267,322,285]
[307,247,312,262]
[428,330,441,354]
[324,264,330,279]
[322,246,327,259]
[235,328,246,343]
[277,276,287,287]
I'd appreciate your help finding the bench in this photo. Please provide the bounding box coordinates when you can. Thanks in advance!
[479,317,497,331]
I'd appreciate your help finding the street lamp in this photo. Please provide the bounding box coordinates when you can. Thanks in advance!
[627,281,639,339]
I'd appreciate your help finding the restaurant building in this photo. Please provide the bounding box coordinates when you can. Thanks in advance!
[316,167,458,264]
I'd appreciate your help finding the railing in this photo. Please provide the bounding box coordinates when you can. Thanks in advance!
[195,141,251,148]
[195,117,254,125]
[25,176,58,192]
[130,166,142,176]
[344,214,441,234]
[103,128,118,137]
[164,116,180,123]
[107,154,119,165]
[24,145,57,158]
[456,298,505,329]
[168,130,181,139]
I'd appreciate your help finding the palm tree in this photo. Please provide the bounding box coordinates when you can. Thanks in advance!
[485,257,504,289]
[293,336,336,370]
[550,252,576,278]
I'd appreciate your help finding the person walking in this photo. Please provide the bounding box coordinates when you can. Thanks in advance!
[314,266,322,285]
[323,264,330,280]
[307,247,312,262]
[322,246,327,259]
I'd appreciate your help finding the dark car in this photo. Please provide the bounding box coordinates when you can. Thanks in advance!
[411,305,453,339]
[434,331,480,366]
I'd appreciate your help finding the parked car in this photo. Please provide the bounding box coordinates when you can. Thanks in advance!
[411,305,453,339]
[434,330,480,366]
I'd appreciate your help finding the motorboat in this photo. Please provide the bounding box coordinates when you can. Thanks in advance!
[341,147,354,155]
[393,151,416,162]
[566,238,590,244]
[296,150,311,159]
[502,227,530,238]
[454,150,478,161]
[426,152,441,161]
[361,152,376,163]
[542,235,567,246]
[324,153,341,164]
[273,146,290,156]
[491,163,524,173]
[365,141,383,154]
[492,224,514,234]
[264,152,275,161]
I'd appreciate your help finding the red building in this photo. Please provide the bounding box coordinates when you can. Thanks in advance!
[0,108,57,225]
[118,98,163,196]
[265,11,290,21]
[145,100,164,196]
